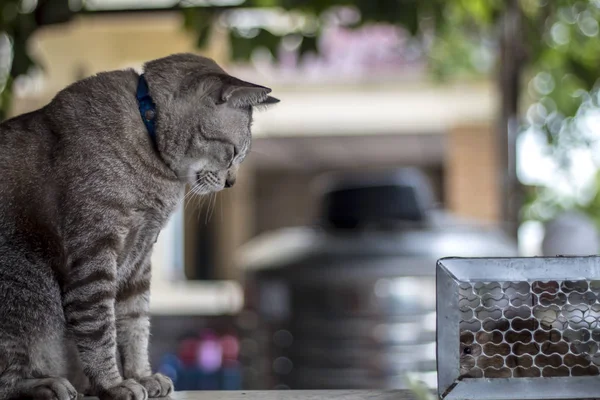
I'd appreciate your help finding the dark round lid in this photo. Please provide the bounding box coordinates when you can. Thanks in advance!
[318,168,434,229]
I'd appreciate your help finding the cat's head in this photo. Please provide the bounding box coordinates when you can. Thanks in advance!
[143,53,278,194]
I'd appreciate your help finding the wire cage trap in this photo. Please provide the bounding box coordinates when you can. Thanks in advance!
[437,257,600,400]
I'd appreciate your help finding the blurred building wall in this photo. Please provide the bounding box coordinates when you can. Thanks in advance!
[446,123,500,224]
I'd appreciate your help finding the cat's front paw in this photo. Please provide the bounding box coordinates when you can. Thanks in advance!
[100,379,148,400]
[27,377,79,400]
[138,373,173,398]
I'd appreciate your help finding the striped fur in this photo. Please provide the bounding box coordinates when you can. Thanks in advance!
[0,54,275,400]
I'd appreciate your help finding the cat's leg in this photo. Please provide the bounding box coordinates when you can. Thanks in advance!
[0,331,77,400]
[0,255,77,400]
[64,338,91,395]
[8,377,79,400]
[116,257,173,398]
[63,235,147,400]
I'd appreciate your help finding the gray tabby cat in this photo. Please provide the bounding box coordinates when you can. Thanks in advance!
[0,53,277,400]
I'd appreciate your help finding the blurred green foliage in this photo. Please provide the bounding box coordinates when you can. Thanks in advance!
[184,0,600,227]
[517,2,600,226]
[0,0,72,120]
[182,1,600,116]
[404,374,435,400]
[0,0,35,120]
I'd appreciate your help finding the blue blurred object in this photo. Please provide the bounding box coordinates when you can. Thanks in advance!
[158,353,181,386]
[199,370,220,390]
[221,361,243,390]
[181,368,199,390]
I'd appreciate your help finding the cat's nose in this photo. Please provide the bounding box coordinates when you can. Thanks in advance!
[225,177,236,188]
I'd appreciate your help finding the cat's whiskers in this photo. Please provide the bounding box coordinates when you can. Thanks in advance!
[183,190,195,211]
[182,184,198,200]
[205,192,214,225]
[196,194,207,224]
[192,188,212,223]
[197,193,209,215]
[220,192,223,222]
[183,182,210,212]
[182,183,200,210]
[208,192,218,223]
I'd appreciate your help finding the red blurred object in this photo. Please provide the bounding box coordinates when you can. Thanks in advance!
[178,338,199,367]
[221,334,240,365]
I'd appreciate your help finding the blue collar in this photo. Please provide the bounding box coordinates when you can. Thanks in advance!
[136,74,157,149]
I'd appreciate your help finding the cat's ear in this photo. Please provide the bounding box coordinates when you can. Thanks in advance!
[252,95,280,111]
[260,96,280,105]
[220,77,272,107]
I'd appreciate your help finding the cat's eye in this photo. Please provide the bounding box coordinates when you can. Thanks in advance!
[463,347,472,355]
[227,146,238,168]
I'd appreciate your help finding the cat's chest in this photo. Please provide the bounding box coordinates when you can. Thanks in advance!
[128,184,182,236]
[114,209,169,281]
[113,184,182,280]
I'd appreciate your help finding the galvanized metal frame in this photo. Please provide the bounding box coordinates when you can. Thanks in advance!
[437,256,600,400]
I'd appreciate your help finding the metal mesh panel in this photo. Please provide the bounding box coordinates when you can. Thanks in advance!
[459,280,600,379]
[437,257,600,400]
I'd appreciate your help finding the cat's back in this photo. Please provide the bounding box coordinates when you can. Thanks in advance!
[49,69,139,132]
[0,69,139,186]
[0,108,64,263]
[0,109,56,181]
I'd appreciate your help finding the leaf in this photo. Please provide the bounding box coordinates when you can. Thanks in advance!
[183,8,215,50]
[34,0,73,26]
[404,375,435,400]
[229,28,282,61]
[0,76,12,121]
[229,30,254,61]
[249,0,280,7]
[8,15,37,77]
[298,34,317,55]
[565,57,597,92]
[279,0,345,14]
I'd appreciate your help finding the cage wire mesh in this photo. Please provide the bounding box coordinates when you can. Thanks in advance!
[437,257,600,400]
[459,280,600,379]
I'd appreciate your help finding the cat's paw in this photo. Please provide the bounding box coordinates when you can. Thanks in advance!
[100,379,148,400]
[27,377,79,400]
[138,373,173,398]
